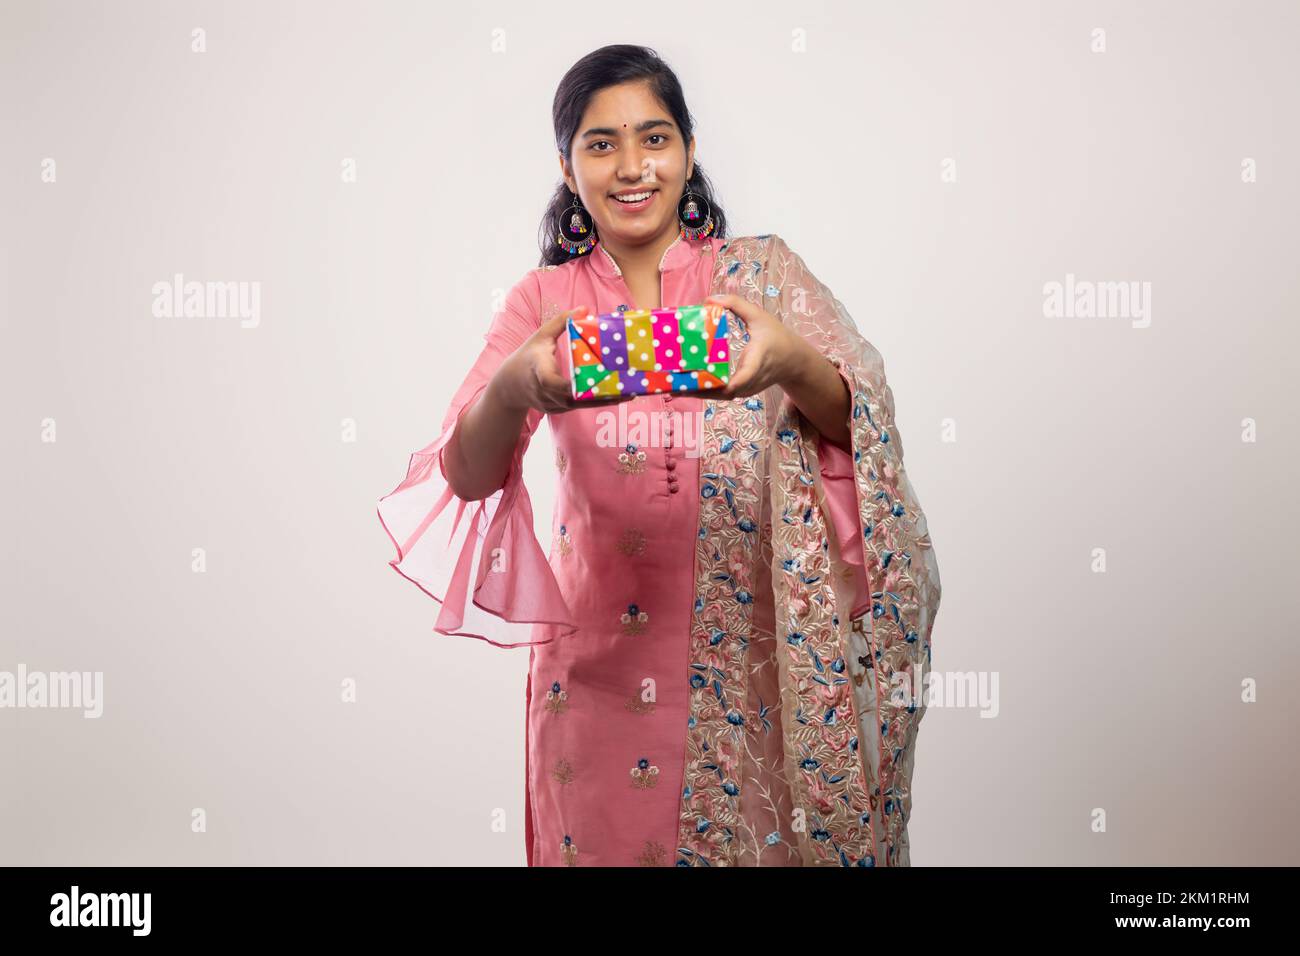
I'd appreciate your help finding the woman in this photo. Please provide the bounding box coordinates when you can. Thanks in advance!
[377,45,941,867]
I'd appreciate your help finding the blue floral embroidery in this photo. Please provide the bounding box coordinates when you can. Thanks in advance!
[630,757,660,789]
[618,442,647,475]
[560,834,578,866]
[621,603,649,635]
[544,680,569,715]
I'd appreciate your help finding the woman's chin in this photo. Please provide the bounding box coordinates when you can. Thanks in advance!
[600,218,671,244]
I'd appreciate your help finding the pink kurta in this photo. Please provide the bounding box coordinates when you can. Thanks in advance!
[379,234,883,866]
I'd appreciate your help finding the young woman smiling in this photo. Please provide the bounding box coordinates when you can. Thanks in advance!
[379,44,942,868]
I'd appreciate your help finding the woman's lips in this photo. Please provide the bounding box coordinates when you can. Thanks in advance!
[610,190,658,212]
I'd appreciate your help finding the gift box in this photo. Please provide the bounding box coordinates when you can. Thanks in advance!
[565,303,732,401]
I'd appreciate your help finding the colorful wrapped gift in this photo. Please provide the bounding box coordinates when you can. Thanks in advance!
[565,303,732,401]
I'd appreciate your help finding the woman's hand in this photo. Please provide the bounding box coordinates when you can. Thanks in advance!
[705,293,818,399]
[706,293,852,449]
[495,309,636,415]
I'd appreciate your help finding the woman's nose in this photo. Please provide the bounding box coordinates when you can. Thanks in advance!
[620,151,654,185]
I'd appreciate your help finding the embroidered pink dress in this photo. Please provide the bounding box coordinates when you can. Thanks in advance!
[378,233,937,866]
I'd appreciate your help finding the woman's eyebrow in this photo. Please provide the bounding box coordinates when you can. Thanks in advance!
[581,119,675,138]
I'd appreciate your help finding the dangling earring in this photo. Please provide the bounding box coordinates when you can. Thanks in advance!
[677,175,715,240]
[557,187,597,256]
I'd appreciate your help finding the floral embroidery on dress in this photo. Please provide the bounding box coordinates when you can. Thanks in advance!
[630,757,660,789]
[544,680,569,715]
[694,233,935,867]
[617,442,647,475]
[555,524,573,557]
[560,834,577,866]
[624,691,656,715]
[556,448,568,475]
[636,840,667,866]
[675,234,939,868]
[552,757,575,786]
[677,283,770,866]
[616,528,647,557]
[540,297,564,324]
[620,603,649,636]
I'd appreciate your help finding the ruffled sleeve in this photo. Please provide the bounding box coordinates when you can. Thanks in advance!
[376,270,578,648]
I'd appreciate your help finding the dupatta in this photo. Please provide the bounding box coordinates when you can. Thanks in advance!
[677,234,942,866]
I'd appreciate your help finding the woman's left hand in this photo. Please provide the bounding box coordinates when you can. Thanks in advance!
[705,293,815,399]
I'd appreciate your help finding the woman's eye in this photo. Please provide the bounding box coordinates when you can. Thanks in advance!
[592,134,668,151]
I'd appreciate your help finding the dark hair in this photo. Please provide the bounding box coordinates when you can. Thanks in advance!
[538,44,729,267]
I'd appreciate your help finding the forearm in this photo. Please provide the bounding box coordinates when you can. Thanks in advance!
[783,341,852,453]
[443,374,531,501]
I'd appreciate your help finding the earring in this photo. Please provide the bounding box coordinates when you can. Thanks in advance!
[677,176,715,240]
[557,187,597,256]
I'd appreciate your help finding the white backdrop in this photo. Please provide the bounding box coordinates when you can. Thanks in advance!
[2,0,1297,865]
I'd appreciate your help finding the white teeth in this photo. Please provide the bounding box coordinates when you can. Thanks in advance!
[614,191,654,203]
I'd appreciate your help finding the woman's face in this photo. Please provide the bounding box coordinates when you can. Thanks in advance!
[561,79,695,248]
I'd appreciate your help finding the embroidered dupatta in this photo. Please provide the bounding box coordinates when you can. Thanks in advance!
[677,234,942,866]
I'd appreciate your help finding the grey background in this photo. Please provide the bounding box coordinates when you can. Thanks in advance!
[2,0,1296,865]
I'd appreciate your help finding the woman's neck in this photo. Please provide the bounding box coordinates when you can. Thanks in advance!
[598,228,682,284]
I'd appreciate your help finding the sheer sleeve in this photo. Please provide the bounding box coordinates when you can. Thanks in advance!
[376,270,577,648]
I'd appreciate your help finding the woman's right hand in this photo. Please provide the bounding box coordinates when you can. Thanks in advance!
[494,309,636,414]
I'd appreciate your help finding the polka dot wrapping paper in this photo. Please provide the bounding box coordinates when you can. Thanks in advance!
[564,303,732,401]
